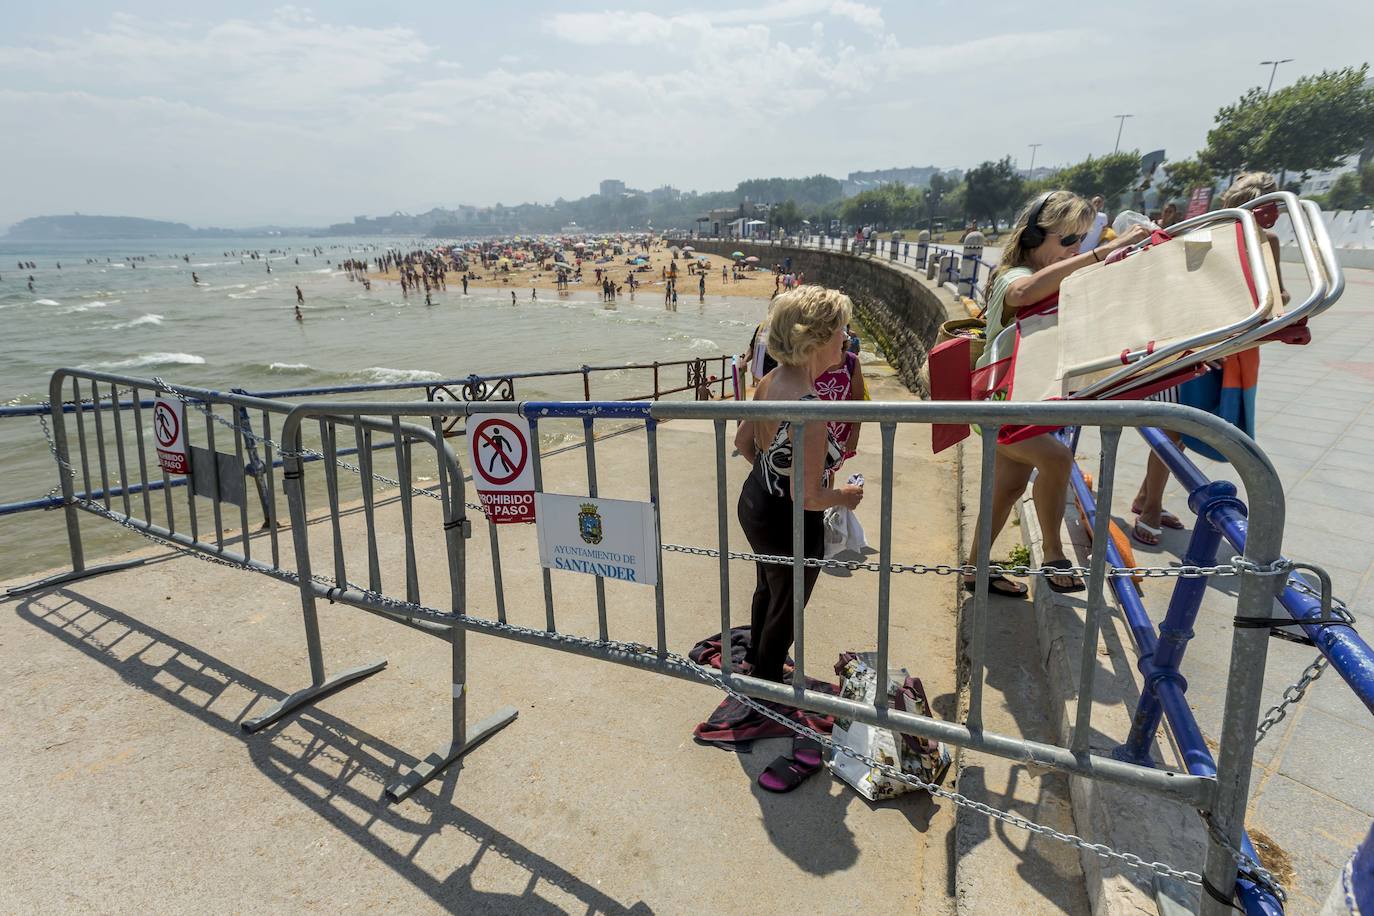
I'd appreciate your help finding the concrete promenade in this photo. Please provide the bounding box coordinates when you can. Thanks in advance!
[1115,263,1374,910]
[1030,262,1374,912]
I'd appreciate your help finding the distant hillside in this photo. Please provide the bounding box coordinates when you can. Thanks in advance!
[6,214,238,239]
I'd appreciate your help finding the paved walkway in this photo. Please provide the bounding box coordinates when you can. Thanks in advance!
[1075,264,1374,910]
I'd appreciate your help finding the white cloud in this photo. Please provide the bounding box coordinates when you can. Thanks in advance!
[543,1,883,46]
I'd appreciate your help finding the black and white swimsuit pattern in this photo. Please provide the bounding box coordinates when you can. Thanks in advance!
[756,394,845,498]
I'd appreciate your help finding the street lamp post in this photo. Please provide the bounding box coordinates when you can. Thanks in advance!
[1028,143,1042,174]
[1260,58,1294,95]
[1112,114,1133,154]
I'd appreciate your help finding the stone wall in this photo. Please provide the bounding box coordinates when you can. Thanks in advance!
[689,240,947,395]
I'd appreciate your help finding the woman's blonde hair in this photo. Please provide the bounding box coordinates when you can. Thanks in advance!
[988,190,1095,290]
[1219,171,1278,208]
[767,286,852,367]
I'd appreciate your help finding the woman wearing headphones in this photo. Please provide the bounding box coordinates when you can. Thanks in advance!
[965,191,1150,596]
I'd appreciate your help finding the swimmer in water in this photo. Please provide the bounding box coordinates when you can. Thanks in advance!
[295,285,304,305]
[511,291,517,306]
[192,272,199,284]
[294,305,303,321]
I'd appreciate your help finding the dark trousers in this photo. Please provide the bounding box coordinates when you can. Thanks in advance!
[737,470,823,682]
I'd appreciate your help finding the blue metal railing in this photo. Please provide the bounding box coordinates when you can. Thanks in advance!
[1068,426,1374,914]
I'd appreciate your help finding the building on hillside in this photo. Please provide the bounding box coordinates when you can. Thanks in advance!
[599,179,626,198]
[649,185,680,204]
[1302,154,1364,197]
[842,165,945,197]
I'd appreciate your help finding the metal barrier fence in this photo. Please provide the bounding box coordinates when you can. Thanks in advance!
[24,367,1374,913]
[1,355,739,521]
[269,397,1310,914]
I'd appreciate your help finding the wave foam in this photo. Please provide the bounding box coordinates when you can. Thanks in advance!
[354,366,443,384]
[110,313,164,329]
[33,298,60,306]
[267,362,312,373]
[90,352,206,371]
[61,300,111,314]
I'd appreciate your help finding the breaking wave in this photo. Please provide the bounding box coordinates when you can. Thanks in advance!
[89,352,206,371]
[353,366,444,384]
[110,313,164,329]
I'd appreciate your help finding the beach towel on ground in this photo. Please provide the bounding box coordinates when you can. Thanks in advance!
[690,627,836,747]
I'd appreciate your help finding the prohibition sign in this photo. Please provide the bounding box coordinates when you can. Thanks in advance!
[153,402,180,448]
[473,418,528,486]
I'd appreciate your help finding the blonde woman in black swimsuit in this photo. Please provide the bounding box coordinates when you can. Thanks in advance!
[734,286,865,685]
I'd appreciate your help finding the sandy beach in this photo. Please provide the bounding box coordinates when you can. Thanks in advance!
[370,241,790,300]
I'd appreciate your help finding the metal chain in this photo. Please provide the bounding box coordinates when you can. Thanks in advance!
[1251,575,1357,748]
[1254,654,1329,747]
[1203,819,1290,904]
[660,542,1290,581]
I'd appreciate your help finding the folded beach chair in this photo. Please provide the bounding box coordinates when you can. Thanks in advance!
[929,193,1340,451]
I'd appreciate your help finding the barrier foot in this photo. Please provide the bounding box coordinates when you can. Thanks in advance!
[240,658,388,733]
[385,705,519,803]
[5,558,147,596]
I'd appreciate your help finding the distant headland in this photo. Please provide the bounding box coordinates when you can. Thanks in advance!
[5,214,303,240]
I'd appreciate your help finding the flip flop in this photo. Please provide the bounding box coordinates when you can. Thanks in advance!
[791,735,825,771]
[1132,503,1185,529]
[963,573,1028,598]
[1132,519,1162,546]
[1044,558,1085,594]
[758,757,817,792]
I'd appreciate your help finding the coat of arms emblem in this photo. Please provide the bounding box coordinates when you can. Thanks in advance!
[578,502,604,545]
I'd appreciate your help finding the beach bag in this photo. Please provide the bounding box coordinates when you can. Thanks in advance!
[828,653,951,800]
[937,317,987,370]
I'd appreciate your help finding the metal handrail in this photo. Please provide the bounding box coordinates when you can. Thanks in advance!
[1,354,740,519]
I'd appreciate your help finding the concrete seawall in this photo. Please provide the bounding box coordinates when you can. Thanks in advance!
[689,240,947,394]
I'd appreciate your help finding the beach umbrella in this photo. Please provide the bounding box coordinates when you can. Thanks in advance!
[682,245,695,251]
[731,251,745,259]
[745,256,760,263]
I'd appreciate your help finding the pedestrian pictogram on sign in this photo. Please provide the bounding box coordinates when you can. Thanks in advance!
[467,415,536,523]
[152,394,189,475]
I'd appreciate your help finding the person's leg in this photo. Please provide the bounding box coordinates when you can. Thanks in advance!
[1133,431,1185,543]
[743,561,769,671]
[964,448,1034,596]
[999,433,1078,589]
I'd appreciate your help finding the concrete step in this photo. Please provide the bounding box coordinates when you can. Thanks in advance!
[951,440,1092,916]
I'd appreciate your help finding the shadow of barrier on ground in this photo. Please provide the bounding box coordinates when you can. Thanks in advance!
[10,586,652,915]
[14,363,1360,914]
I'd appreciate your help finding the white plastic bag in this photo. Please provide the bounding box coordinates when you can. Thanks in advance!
[822,474,869,559]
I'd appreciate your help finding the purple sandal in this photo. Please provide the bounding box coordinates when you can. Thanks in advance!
[758,736,825,793]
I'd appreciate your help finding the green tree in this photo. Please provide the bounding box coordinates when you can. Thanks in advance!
[770,199,801,232]
[963,157,1025,228]
[1051,152,1142,205]
[1204,65,1374,177]
[1159,157,1218,202]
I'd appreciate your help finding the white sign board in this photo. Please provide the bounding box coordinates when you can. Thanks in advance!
[152,394,189,475]
[467,414,536,524]
[535,493,659,586]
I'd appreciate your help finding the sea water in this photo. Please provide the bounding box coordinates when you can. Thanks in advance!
[0,236,769,577]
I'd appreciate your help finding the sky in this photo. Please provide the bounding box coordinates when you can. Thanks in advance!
[1,1,1371,228]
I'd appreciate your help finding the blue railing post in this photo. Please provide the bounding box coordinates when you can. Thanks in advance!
[1116,479,1242,766]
